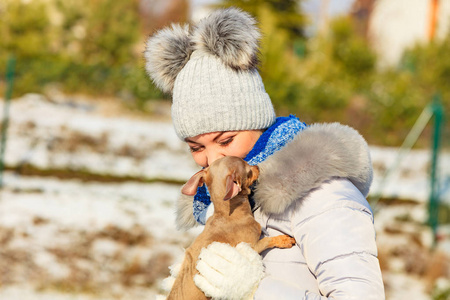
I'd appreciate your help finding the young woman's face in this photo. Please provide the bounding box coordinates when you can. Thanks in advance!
[185,130,263,168]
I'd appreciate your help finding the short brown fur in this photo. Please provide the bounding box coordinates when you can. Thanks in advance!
[168,156,295,300]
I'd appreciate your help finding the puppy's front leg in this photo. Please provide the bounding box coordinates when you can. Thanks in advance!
[253,235,296,254]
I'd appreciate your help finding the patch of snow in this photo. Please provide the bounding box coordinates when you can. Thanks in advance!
[383,273,429,300]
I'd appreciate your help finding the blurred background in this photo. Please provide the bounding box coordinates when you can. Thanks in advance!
[0,0,449,299]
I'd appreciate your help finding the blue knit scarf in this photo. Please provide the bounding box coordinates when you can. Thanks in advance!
[193,115,307,225]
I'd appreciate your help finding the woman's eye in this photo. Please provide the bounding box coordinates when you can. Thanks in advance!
[219,137,234,146]
[189,146,203,153]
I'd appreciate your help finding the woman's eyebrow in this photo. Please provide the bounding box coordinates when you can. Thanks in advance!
[185,132,231,144]
[184,138,199,144]
[212,132,226,142]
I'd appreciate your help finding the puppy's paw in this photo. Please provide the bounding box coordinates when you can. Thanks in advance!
[271,235,296,249]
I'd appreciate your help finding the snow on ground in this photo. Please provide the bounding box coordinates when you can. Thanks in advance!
[370,146,450,204]
[0,172,202,299]
[0,94,449,299]
[3,93,449,203]
[3,94,198,182]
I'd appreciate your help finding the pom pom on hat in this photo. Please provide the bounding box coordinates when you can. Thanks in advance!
[144,8,276,140]
[144,24,192,93]
[192,7,260,71]
[144,7,261,93]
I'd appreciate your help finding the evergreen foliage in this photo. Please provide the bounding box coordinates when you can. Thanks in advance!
[0,0,163,102]
[0,0,448,147]
[215,0,306,41]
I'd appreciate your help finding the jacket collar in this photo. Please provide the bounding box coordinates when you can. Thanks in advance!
[253,122,373,215]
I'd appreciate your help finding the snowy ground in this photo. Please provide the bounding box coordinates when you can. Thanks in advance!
[0,173,202,299]
[0,94,449,299]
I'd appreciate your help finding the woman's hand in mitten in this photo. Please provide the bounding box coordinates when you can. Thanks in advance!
[194,242,265,300]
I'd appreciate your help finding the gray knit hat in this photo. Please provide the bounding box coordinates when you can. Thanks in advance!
[144,8,276,140]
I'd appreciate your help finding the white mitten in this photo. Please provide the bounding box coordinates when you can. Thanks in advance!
[194,242,265,300]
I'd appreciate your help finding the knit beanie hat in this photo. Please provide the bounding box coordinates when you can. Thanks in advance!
[144,8,276,140]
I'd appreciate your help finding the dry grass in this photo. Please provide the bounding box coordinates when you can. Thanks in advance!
[0,223,173,298]
[376,202,450,298]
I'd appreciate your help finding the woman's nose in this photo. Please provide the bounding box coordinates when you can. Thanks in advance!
[206,150,225,166]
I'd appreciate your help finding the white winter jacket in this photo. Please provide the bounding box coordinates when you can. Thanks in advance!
[176,123,385,299]
[253,178,384,299]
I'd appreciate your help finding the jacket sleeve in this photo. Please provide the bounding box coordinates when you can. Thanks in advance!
[291,179,385,300]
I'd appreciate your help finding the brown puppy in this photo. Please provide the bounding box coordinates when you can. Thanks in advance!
[167,156,295,300]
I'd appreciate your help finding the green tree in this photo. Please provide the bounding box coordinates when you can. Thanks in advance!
[54,0,141,66]
[212,1,307,114]
[257,5,302,113]
[0,0,164,101]
[216,0,307,41]
[329,16,376,83]
[395,35,450,147]
[285,16,376,125]
[0,0,57,95]
[0,0,53,58]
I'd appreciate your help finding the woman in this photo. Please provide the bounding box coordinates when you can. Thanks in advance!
[145,7,385,300]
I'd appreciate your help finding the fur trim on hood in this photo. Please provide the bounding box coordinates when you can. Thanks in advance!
[175,123,373,230]
[175,190,197,230]
[253,122,373,215]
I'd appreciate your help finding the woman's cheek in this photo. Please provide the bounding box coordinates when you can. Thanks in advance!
[228,144,246,158]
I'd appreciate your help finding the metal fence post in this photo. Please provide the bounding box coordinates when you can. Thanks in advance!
[428,93,444,247]
[0,56,16,188]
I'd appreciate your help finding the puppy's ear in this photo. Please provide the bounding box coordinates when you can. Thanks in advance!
[181,170,205,196]
[224,172,241,200]
[247,165,260,185]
